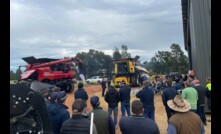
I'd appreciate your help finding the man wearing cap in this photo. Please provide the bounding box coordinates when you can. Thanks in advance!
[47,91,70,134]
[119,80,131,117]
[119,100,160,134]
[75,82,88,102]
[136,80,155,121]
[74,82,88,113]
[181,80,198,112]
[162,79,178,121]
[167,95,205,134]
[89,95,115,134]
[61,99,97,134]
[193,79,207,125]
[105,82,120,127]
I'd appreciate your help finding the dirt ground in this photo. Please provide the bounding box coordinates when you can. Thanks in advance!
[65,85,211,134]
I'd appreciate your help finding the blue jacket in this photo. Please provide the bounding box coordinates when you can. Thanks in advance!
[74,88,88,102]
[119,85,131,103]
[136,86,155,112]
[119,115,160,134]
[47,102,70,134]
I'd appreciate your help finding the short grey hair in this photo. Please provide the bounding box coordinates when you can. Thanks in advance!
[143,80,150,86]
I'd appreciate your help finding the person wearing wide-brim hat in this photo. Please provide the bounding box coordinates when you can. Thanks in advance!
[167,95,205,134]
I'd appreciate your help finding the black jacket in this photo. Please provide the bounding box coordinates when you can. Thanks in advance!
[74,88,88,102]
[194,85,206,105]
[162,87,178,106]
[105,87,120,108]
[136,86,155,112]
[119,85,131,103]
[101,81,107,89]
[60,114,90,134]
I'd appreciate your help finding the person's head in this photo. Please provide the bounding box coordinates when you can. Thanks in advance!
[165,79,172,87]
[78,82,84,89]
[72,99,85,115]
[57,91,68,103]
[49,92,58,102]
[188,74,195,82]
[131,100,144,115]
[167,95,191,113]
[206,77,211,83]
[42,91,49,98]
[119,80,126,86]
[143,80,150,87]
[90,95,100,108]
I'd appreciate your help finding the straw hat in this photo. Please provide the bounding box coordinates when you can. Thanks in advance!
[167,95,191,112]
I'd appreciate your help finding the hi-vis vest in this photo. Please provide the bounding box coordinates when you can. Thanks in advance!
[206,83,211,91]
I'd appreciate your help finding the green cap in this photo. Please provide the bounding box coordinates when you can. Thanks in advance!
[111,83,115,87]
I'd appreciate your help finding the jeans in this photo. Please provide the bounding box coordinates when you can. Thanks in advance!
[143,108,155,121]
[121,102,131,117]
[196,105,207,123]
[108,107,118,127]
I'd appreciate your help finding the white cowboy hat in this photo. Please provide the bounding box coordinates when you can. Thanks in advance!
[167,95,191,112]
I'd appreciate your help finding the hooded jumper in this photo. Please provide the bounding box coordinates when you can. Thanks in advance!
[47,102,70,134]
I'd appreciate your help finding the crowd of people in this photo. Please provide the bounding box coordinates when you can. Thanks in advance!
[44,71,211,134]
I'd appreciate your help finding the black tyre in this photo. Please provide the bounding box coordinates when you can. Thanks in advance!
[63,83,73,93]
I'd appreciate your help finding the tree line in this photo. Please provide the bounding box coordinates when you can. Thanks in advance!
[10,43,189,80]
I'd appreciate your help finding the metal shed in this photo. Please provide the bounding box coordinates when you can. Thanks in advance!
[181,0,211,87]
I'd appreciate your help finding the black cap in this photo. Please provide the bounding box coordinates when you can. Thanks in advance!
[57,91,68,101]
[50,92,58,102]
[90,96,100,107]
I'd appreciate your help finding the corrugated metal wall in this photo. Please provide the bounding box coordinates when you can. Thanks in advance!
[188,0,211,86]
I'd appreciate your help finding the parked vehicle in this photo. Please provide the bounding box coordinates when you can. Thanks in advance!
[86,76,107,84]
[112,56,149,87]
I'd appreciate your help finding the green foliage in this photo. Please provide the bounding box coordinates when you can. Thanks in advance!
[76,49,112,79]
[10,70,16,80]
[149,43,189,74]
[16,68,22,80]
[10,69,23,80]
[121,45,131,58]
[112,47,122,60]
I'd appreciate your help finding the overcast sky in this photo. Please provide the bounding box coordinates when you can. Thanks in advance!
[10,0,187,72]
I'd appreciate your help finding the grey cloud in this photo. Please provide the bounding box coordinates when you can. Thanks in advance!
[10,0,185,72]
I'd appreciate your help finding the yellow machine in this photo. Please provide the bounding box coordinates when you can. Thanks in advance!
[112,57,141,87]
